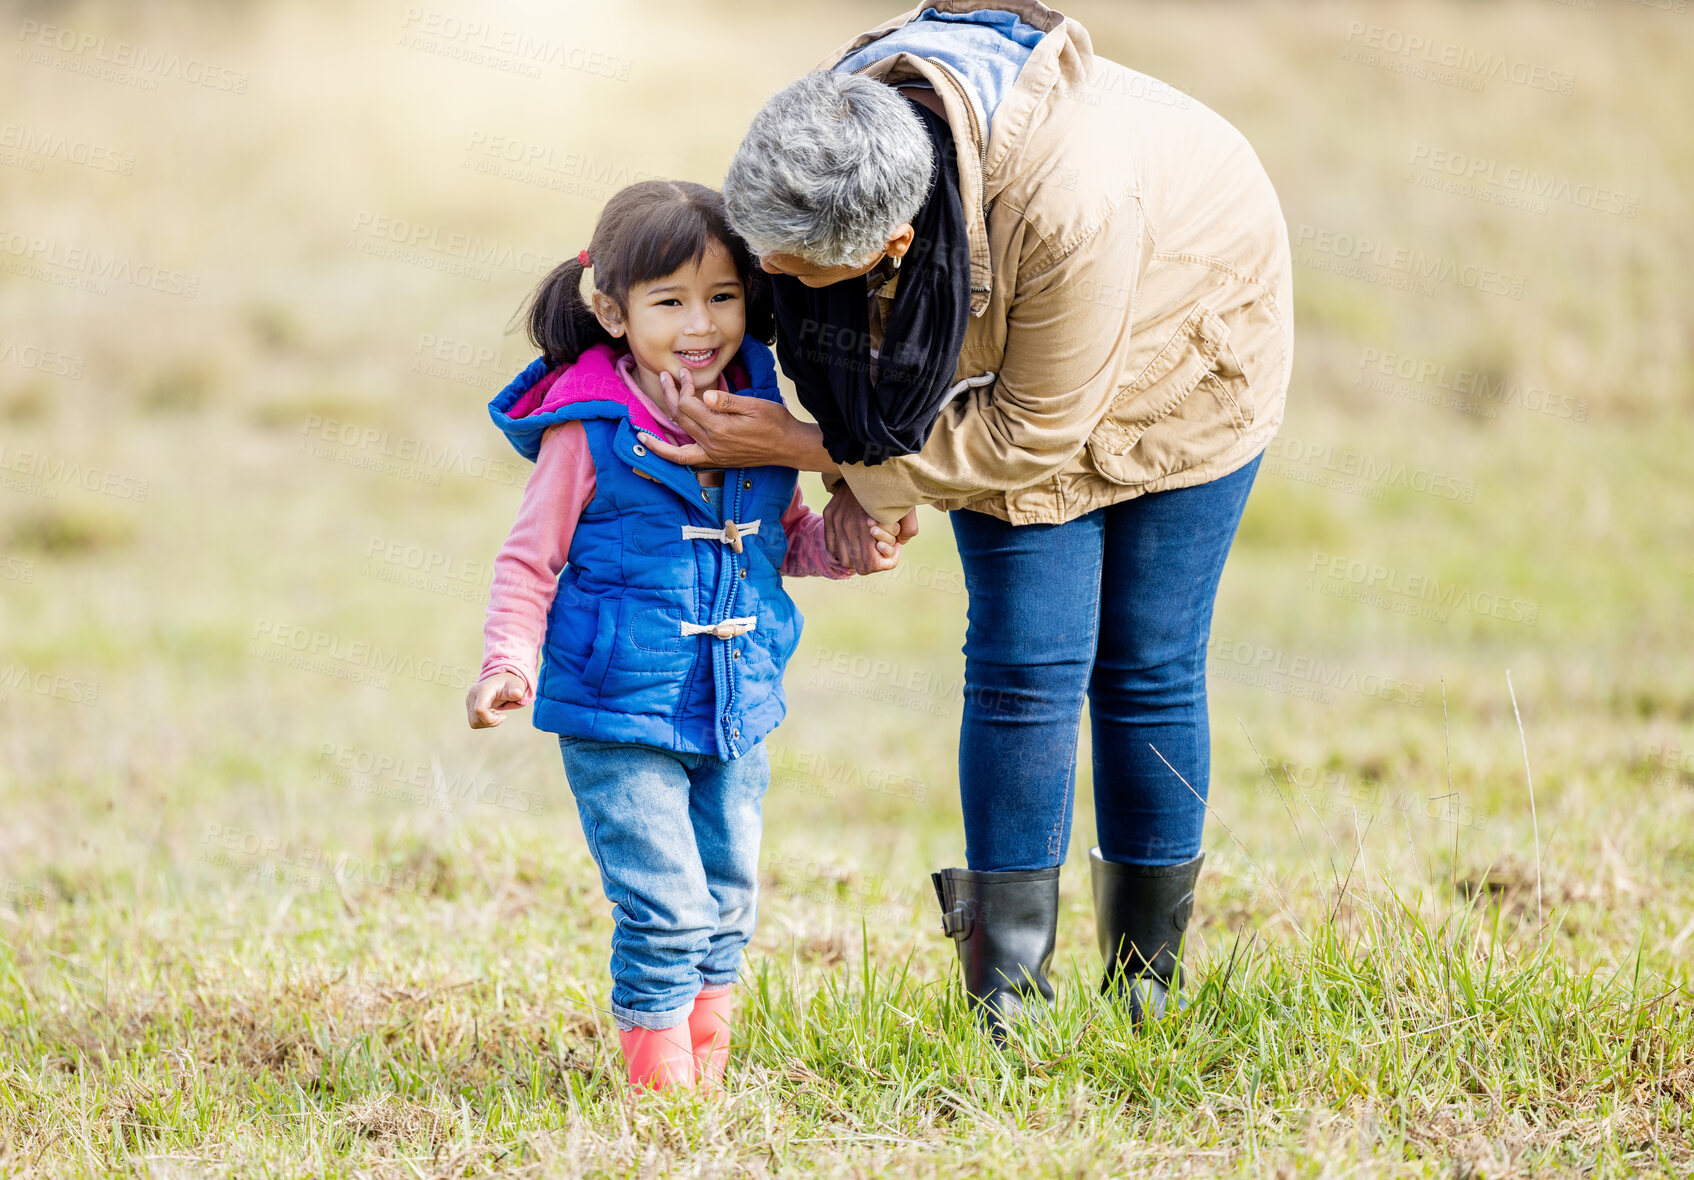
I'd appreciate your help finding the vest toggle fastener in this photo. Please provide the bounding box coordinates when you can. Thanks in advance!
[680,518,761,554]
[681,616,758,640]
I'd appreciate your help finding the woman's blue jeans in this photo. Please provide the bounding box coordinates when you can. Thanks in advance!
[558,736,767,1031]
[949,454,1261,871]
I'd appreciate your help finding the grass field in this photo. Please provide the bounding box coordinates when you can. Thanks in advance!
[2,0,1693,1175]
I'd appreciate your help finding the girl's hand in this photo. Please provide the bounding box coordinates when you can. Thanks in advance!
[466,671,527,729]
[640,383,839,475]
[824,483,901,575]
[657,367,694,422]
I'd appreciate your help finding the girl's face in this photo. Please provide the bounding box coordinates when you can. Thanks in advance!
[593,240,747,399]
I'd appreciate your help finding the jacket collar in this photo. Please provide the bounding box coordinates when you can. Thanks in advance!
[817,2,1091,319]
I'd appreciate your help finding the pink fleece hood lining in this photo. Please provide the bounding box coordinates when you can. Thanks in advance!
[504,344,673,438]
[505,343,747,441]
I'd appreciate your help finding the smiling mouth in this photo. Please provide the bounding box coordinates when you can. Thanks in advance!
[676,347,719,369]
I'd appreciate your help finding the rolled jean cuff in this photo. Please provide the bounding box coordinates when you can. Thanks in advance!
[612,997,695,1033]
[699,967,741,990]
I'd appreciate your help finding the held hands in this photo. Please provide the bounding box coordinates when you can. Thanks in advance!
[824,482,919,575]
[465,671,527,729]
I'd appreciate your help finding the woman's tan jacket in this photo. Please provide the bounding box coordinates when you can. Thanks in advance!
[820,0,1293,526]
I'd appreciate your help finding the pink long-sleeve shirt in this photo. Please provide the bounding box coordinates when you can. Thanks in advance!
[480,353,851,705]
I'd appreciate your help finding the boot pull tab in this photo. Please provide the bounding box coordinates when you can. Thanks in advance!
[1172,888,1196,931]
[939,901,975,940]
[932,871,975,941]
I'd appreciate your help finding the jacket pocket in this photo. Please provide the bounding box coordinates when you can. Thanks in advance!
[1086,303,1255,486]
[577,597,621,697]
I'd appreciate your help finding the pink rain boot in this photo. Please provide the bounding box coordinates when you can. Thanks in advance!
[618,1021,696,1090]
[688,986,737,1086]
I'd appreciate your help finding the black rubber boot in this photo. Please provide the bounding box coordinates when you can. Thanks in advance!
[932,866,1060,1040]
[1090,847,1204,1023]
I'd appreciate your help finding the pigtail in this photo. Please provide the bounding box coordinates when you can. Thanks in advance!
[525,258,612,369]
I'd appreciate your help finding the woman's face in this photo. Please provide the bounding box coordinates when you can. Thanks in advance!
[757,223,915,288]
[759,250,886,289]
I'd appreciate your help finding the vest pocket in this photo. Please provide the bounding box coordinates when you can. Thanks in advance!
[628,608,685,654]
[745,601,800,682]
[578,598,621,697]
[624,510,690,559]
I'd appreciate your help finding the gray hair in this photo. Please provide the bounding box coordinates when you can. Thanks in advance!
[724,72,934,269]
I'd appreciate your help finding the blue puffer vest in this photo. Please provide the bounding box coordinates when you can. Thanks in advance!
[488,340,803,761]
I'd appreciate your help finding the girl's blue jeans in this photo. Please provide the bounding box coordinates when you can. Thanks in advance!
[558,736,768,1031]
[948,454,1261,871]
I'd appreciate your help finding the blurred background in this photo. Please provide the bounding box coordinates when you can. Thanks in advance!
[1,0,1692,1114]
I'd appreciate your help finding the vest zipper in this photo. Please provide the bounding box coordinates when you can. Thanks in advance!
[718,469,747,754]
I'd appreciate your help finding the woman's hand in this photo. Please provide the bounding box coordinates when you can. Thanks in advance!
[639,372,839,474]
[465,671,527,729]
[824,482,903,574]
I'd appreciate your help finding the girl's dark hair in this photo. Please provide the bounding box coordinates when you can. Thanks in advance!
[525,180,775,369]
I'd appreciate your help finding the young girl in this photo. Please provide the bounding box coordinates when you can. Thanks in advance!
[465,180,889,1091]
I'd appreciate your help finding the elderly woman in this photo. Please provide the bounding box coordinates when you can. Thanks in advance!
[638,1,1292,1035]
